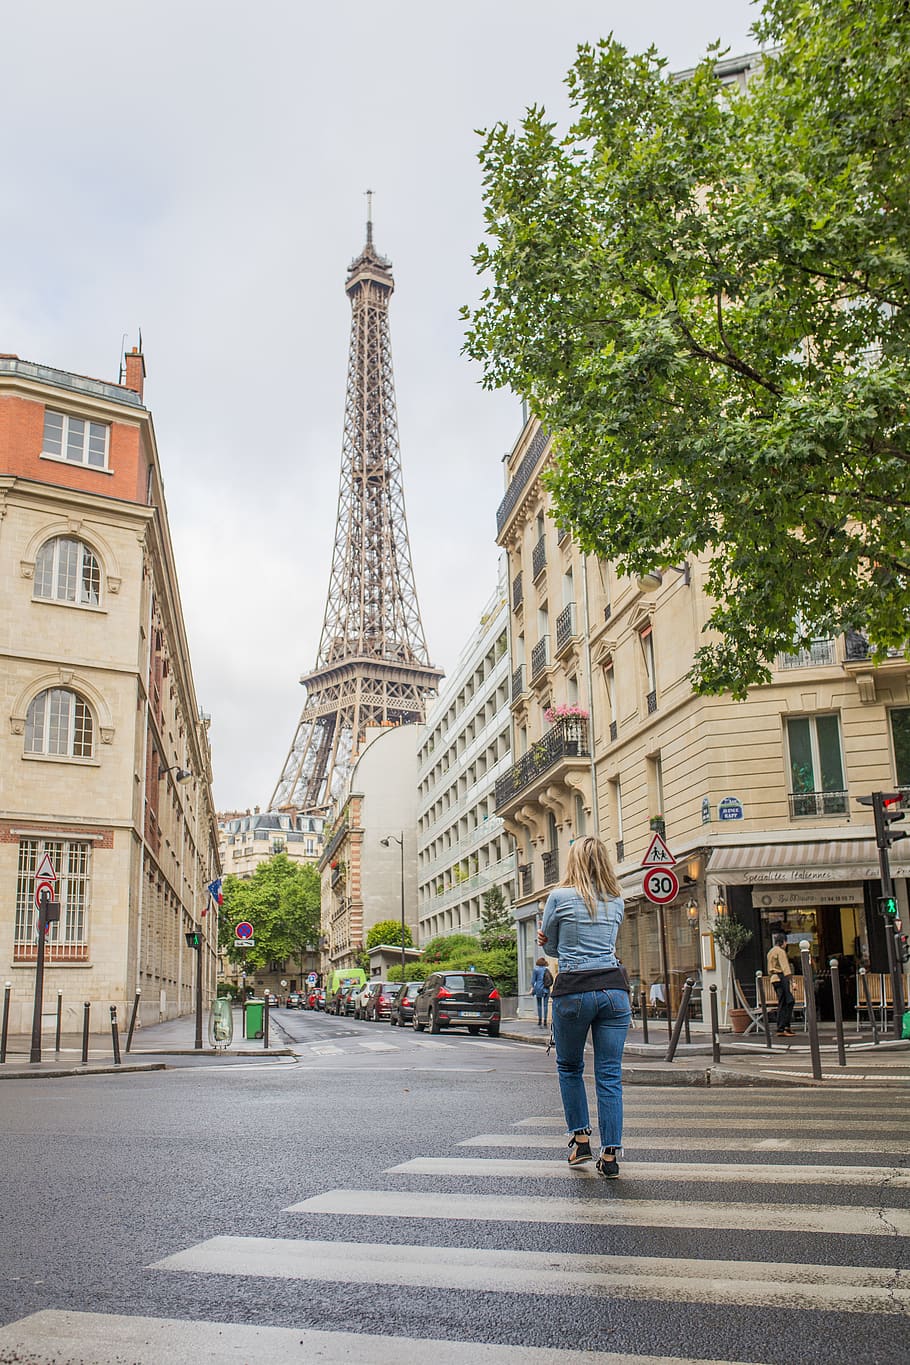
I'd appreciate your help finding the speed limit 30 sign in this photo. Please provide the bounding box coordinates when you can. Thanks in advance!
[642,866,680,905]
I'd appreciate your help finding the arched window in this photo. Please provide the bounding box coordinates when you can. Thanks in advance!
[25,688,94,758]
[34,537,101,606]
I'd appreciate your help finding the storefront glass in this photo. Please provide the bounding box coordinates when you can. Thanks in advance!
[618,902,700,1017]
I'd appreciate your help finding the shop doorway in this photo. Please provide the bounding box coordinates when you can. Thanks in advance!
[758,904,862,1020]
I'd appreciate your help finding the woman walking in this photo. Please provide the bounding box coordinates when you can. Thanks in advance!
[530,957,553,1027]
[538,836,630,1178]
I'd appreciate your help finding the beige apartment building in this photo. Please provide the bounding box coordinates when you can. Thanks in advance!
[0,348,220,1035]
[496,416,910,1019]
[319,724,420,977]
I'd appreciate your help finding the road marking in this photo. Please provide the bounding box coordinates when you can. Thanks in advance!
[356,1039,399,1052]
[152,1237,909,1315]
[409,1037,457,1049]
[309,1045,345,1055]
[390,1156,910,1186]
[288,1188,910,1237]
[459,1133,910,1154]
[514,1115,910,1133]
[0,1311,770,1365]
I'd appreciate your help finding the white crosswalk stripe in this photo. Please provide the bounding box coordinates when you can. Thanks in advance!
[461,1132,910,1154]
[0,1311,771,1365]
[389,1156,910,1185]
[516,1113,910,1132]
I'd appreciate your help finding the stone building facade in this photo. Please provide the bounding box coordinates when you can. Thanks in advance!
[496,416,910,1020]
[0,348,220,1035]
[416,570,515,945]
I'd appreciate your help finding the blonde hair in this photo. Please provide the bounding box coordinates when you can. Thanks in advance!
[561,836,621,917]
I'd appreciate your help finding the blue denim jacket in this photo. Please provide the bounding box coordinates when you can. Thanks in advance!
[540,887,624,973]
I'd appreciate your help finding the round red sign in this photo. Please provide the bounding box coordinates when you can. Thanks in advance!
[642,866,680,905]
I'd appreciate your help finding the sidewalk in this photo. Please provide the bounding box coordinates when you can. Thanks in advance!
[0,1007,293,1080]
[500,1015,910,1087]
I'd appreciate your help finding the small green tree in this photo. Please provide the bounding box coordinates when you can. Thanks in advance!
[711,914,753,1024]
[219,855,321,978]
[366,919,414,951]
[479,884,515,951]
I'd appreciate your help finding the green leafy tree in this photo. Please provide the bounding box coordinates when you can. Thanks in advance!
[219,855,321,977]
[365,919,414,951]
[465,0,910,697]
[479,884,515,951]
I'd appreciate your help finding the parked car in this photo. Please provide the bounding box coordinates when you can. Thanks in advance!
[265,992,280,1007]
[285,992,302,1009]
[390,981,420,1027]
[360,982,399,1021]
[412,971,500,1036]
[343,983,364,1016]
[353,981,380,1020]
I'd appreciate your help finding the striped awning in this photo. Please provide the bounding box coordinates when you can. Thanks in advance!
[707,838,910,881]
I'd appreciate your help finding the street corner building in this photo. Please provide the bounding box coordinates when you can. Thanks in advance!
[0,347,220,1036]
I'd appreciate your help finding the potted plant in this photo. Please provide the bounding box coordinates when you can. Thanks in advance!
[710,913,753,1031]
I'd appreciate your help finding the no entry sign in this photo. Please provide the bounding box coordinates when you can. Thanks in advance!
[643,866,680,905]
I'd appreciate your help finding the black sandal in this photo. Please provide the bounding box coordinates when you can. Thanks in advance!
[567,1132,593,1166]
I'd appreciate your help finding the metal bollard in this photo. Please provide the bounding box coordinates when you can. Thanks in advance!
[110,1005,122,1065]
[81,1002,90,1065]
[859,968,879,1045]
[756,970,773,1049]
[709,984,721,1064]
[684,1003,691,1046]
[640,992,649,1044]
[800,941,822,1080]
[55,991,63,1056]
[125,989,141,1053]
[829,958,846,1067]
[263,996,270,1050]
[0,982,11,1063]
[665,977,695,1062]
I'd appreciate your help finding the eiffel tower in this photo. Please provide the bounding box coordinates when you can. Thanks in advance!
[271,208,442,812]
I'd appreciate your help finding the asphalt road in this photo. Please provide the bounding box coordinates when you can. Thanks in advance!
[0,1005,907,1364]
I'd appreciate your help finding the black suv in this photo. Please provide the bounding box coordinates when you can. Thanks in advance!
[413,971,500,1036]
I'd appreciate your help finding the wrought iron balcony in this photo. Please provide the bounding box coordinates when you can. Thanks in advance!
[788,790,848,818]
[511,664,525,702]
[776,639,836,670]
[542,849,559,886]
[495,716,590,810]
[647,689,658,714]
[512,571,523,611]
[615,839,625,863]
[519,862,533,896]
[531,635,550,681]
[844,630,906,663]
[321,821,349,867]
[556,525,570,546]
[555,602,576,654]
[496,425,549,534]
[532,534,547,581]
[609,720,618,742]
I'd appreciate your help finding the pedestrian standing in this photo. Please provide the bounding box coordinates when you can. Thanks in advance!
[538,836,630,1179]
[767,932,795,1037]
[530,957,553,1027]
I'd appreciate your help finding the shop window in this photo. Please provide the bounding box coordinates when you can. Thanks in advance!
[786,714,847,816]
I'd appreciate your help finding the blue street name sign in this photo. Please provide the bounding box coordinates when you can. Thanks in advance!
[718,796,744,821]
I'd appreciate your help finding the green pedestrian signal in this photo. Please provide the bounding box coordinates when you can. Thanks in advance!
[877,896,898,920]
[185,930,202,949]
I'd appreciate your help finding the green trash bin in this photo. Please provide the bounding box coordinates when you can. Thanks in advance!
[244,999,264,1039]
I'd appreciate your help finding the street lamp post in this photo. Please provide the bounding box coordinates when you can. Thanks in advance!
[380,833,406,982]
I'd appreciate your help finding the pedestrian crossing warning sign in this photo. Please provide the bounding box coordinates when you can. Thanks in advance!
[640,831,676,867]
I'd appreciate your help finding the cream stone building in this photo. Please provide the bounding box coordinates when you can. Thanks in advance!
[0,348,220,1035]
[416,570,515,944]
[218,808,324,879]
[496,416,910,1021]
[320,724,420,975]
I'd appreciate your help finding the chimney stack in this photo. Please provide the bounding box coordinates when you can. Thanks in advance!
[123,346,146,401]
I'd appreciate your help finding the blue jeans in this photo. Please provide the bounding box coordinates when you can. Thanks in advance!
[552,989,631,1151]
[535,991,550,1024]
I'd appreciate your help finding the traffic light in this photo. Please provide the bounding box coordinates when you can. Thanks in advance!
[184,930,202,949]
[857,791,907,849]
[877,895,898,920]
[897,933,910,965]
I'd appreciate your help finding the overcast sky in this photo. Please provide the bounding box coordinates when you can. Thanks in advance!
[0,0,758,811]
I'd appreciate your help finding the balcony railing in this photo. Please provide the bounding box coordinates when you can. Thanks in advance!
[556,525,570,546]
[531,635,550,681]
[615,839,625,863]
[496,425,549,534]
[511,664,525,702]
[495,716,590,810]
[609,720,618,742]
[520,863,533,896]
[555,602,576,654]
[776,639,837,670]
[321,820,349,867]
[647,689,658,714]
[532,534,547,581]
[788,790,849,818]
[512,571,523,611]
[844,631,906,662]
[542,849,559,885]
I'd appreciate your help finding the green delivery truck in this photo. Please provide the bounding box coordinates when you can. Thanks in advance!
[327,967,366,1015]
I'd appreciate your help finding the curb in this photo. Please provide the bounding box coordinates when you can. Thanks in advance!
[0,1062,167,1081]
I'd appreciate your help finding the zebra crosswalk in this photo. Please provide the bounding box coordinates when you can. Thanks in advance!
[1,1088,907,1363]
